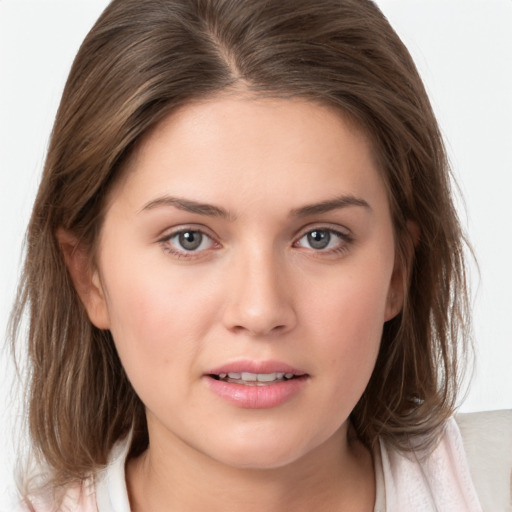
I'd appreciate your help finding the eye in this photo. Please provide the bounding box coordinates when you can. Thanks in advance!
[304,230,332,250]
[295,228,351,252]
[161,229,217,255]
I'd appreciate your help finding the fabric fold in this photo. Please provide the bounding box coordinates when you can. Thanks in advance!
[379,418,482,512]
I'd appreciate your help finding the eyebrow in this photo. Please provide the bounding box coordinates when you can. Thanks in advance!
[140,196,232,219]
[290,195,371,217]
[140,194,370,219]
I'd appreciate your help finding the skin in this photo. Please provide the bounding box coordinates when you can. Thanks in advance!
[63,94,405,511]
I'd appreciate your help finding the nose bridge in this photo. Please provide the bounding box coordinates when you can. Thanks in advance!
[222,242,296,336]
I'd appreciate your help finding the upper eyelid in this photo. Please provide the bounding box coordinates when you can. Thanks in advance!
[157,227,220,255]
[295,229,350,242]
[293,223,352,240]
[157,224,217,242]
[156,224,352,246]
[291,231,351,255]
[158,228,219,258]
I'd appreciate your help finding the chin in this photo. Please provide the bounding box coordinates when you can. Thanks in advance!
[203,432,316,470]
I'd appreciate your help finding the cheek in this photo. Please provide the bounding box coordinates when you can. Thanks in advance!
[306,258,392,344]
[302,254,393,394]
[321,288,385,383]
[99,247,220,382]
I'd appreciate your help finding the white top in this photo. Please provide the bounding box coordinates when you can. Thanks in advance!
[22,411,512,512]
[94,417,482,512]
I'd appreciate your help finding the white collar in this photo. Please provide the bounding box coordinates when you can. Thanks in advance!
[95,434,132,512]
[93,418,481,512]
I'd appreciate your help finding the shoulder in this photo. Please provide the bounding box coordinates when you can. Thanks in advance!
[455,409,512,512]
[377,417,482,511]
[378,412,512,511]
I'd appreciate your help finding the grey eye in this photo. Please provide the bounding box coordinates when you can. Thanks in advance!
[177,231,203,251]
[295,227,350,252]
[307,230,331,249]
[162,228,216,257]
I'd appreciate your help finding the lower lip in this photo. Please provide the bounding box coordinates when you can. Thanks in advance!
[204,376,308,409]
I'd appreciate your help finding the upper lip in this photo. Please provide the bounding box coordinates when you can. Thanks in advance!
[206,360,307,376]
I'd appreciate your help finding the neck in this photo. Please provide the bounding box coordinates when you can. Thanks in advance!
[126,422,375,512]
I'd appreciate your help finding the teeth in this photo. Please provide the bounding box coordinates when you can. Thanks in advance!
[256,373,276,382]
[219,372,295,383]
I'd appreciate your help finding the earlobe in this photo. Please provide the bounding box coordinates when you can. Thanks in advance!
[384,249,407,321]
[406,220,420,248]
[56,228,110,330]
[384,248,407,321]
[384,220,419,321]
[384,284,403,322]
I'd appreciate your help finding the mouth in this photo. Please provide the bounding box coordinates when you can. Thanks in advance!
[204,360,309,407]
[205,365,308,408]
[208,371,304,386]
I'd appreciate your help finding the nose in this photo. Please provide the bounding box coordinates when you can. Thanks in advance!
[221,248,297,337]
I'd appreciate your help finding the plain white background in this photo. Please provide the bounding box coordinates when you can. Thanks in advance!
[1,0,511,508]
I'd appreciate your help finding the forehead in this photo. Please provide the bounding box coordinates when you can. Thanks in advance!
[108,94,388,217]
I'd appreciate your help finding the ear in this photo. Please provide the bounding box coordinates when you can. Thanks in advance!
[385,220,419,321]
[56,228,111,330]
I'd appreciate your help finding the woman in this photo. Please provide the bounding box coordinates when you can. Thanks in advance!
[9,0,511,510]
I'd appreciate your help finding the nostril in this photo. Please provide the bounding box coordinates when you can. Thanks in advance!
[221,287,297,336]
[230,323,287,336]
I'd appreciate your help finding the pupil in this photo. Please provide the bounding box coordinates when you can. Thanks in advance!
[179,231,202,250]
[308,230,330,249]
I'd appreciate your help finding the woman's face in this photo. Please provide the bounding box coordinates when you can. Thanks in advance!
[88,95,403,469]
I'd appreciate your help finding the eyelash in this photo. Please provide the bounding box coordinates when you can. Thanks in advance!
[158,228,218,259]
[293,227,353,255]
[158,226,353,259]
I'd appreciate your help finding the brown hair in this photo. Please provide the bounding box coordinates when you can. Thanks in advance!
[11,0,470,491]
